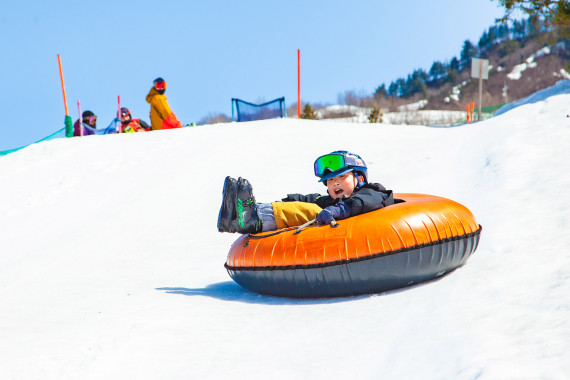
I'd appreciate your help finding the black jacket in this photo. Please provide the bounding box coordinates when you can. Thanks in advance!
[281,183,394,218]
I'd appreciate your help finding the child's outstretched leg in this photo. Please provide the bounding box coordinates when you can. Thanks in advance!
[271,202,322,229]
[217,177,321,234]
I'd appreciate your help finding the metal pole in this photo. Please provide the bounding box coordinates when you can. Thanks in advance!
[297,49,301,119]
[478,63,483,121]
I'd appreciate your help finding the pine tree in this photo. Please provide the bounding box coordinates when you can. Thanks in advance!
[497,23,509,41]
[301,104,318,120]
[429,61,446,82]
[449,57,460,72]
[403,69,429,98]
[488,26,498,46]
[373,84,388,100]
[460,40,478,69]
[445,58,460,84]
[512,19,526,39]
[478,31,490,52]
[388,81,400,97]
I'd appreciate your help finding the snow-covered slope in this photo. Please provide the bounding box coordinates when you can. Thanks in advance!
[1,81,569,379]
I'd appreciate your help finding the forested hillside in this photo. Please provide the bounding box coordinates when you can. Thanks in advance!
[280,17,569,122]
[366,16,569,113]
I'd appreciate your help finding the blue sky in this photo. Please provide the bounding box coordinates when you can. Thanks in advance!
[0,0,505,150]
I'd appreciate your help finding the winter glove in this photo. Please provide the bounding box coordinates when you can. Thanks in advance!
[64,115,73,137]
[317,202,351,225]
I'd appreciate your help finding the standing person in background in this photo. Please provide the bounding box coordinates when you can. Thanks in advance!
[145,77,183,131]
[73,110,97,136]
[119,107,150,133]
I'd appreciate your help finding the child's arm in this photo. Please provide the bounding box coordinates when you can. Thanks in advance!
[344,187,394,217]
[317,202,351,225]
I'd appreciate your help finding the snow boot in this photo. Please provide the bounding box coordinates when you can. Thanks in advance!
[217,176,262,234]
[234,177,262,234]
[217,176,238,232]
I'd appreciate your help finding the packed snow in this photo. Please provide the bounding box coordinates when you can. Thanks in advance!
[0,81,569,379]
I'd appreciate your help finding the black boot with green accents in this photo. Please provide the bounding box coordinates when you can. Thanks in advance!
[234,177,262,234]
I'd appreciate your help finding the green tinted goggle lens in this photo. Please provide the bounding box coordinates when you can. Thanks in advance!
[314,154,346,177]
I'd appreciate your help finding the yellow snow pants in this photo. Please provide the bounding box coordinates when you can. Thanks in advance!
[271,201,323,229]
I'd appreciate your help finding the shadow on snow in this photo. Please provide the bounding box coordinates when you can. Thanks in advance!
[156,275,447,305]
[156,281,376,305]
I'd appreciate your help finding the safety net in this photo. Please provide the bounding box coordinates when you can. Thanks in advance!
[232,97,286,122]
[0,127,66,156]
[0,119,119,156]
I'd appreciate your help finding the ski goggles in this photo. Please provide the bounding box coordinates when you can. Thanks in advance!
[83,116,97,123]
[154,81,167,90]
[314,153,365,177]
[314,154,346,177]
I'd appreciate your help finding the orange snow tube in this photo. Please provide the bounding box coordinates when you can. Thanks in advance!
[225,193,482,298]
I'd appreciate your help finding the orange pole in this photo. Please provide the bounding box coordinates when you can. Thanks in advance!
[297,49,301,119]
[471,102,475,122]
[57,54,69,115]
[466,104,470,123]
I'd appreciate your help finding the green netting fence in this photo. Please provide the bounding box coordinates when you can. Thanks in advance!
[0,127,66,156]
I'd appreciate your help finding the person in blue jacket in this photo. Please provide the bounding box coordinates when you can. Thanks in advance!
[217,150,394,234]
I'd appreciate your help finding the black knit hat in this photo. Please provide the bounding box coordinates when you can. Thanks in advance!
[82,110,95,118]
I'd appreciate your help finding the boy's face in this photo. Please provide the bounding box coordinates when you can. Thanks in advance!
[326,172,360,199]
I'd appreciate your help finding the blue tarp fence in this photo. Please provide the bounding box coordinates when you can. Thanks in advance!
[231,97,286,122]
[80,119,119,135]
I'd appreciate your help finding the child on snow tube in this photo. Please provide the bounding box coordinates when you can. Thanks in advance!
[217,150,394,234]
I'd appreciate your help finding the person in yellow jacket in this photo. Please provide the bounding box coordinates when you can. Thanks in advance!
[145,77,183,130]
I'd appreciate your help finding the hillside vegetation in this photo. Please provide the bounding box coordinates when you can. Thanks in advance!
[314,17,570,123]
[201,17,569,125]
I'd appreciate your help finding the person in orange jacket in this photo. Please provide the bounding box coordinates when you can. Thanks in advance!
[145,77,183,130]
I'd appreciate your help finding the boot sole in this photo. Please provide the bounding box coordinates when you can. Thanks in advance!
[217,176,237,232]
